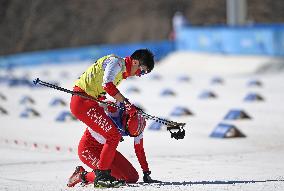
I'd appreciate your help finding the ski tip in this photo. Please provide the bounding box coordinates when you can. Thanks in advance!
[33,78,40,85]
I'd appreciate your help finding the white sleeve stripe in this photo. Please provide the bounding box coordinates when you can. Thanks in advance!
[102,57,123,85]
[134,133,143,144]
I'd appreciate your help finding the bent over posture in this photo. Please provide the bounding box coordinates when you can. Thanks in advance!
[67,49,159,188]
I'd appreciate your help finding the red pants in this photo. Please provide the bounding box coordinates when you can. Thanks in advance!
[78,130,139,183]
[70,86,139,183]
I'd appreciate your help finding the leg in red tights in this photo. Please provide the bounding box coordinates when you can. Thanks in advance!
[70,87,122,170]
[78,129,139,183]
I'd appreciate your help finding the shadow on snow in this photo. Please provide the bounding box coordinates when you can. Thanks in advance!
[129,179,284,187]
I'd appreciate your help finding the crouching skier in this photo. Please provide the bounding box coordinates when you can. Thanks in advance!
[67,49,159,188]
[67,103,160,188]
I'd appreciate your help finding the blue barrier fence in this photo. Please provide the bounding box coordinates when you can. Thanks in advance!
[0,41,174,68]
[176,25,284,56]
[1,24,284,68]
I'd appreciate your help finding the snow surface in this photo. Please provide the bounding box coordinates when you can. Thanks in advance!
[1,52,284,191]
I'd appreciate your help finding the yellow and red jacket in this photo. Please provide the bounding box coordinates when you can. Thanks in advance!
[75,54,127,98]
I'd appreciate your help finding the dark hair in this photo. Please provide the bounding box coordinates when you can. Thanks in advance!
[131,49,155,73]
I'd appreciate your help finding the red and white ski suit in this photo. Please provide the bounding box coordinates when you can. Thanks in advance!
[70,55,149,183]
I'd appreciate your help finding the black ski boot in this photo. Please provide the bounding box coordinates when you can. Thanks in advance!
[94,169,125,188]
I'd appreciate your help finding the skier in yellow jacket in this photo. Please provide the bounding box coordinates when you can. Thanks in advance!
[68,49,158,188]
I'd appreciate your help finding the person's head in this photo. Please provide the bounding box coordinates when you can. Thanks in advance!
[122,112,146,137]
[129,49,155,77]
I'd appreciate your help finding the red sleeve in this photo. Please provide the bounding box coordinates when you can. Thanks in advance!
[103,82,120,97]
[134,138,149,172]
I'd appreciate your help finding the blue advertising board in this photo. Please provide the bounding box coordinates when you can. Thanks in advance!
[0,41,174,68]
[176,25,284,56]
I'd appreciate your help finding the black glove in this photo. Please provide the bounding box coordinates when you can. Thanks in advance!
[143,171,161,183]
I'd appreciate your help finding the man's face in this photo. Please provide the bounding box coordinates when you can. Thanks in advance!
[130,59,148,77]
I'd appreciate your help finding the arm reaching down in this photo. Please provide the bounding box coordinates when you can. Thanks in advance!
[134,138,149,172]
[134,137,161,183]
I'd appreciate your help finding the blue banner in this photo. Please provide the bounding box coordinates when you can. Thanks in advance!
[176,25,284,56]
[0,41,174,68]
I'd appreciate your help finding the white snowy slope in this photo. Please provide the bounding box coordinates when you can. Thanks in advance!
[0,52,284,191]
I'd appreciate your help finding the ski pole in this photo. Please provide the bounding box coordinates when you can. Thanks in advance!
[33,78,186,140]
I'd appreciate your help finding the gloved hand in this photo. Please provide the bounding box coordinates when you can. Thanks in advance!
[143,171,161,183]
[123,99,138,116]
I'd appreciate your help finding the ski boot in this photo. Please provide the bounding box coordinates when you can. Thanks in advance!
[94,169,125,188]
[67,166,88,187]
